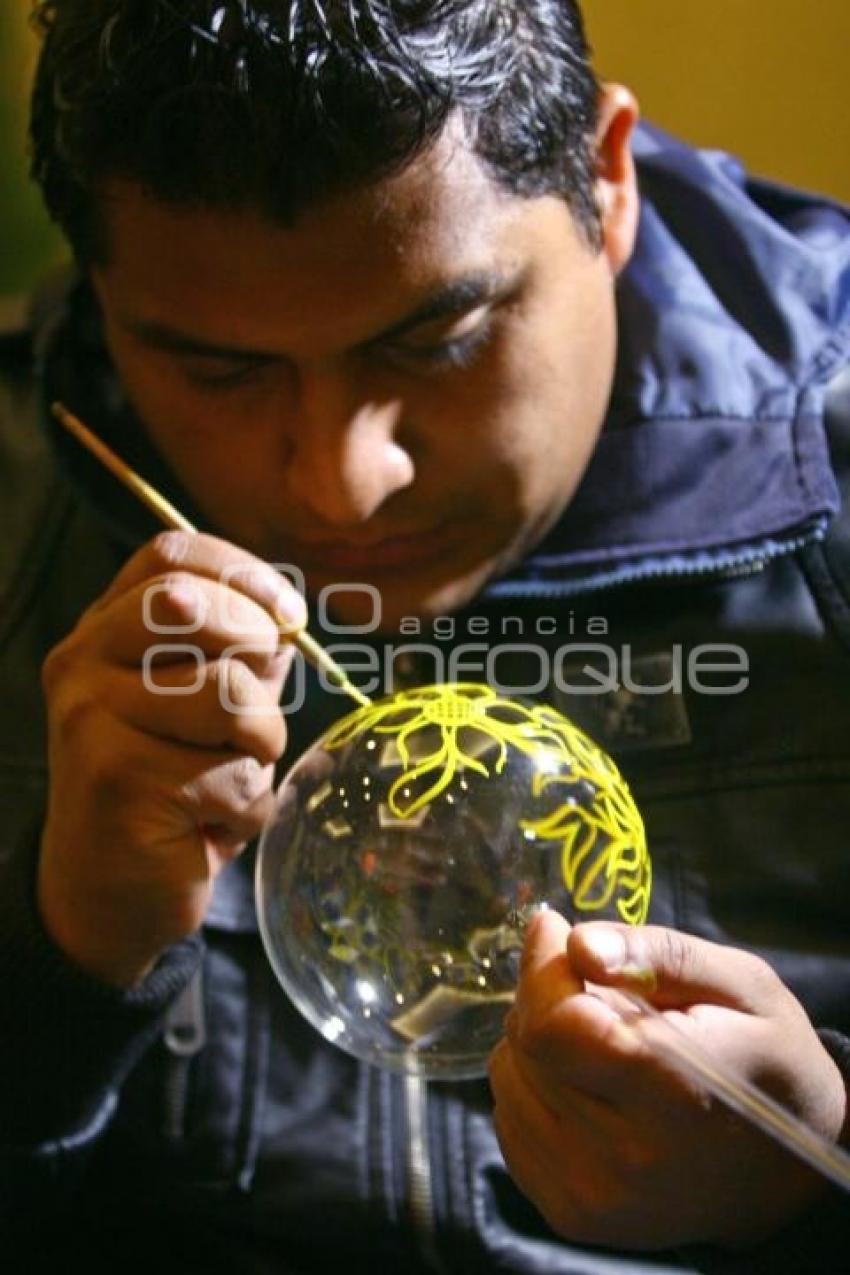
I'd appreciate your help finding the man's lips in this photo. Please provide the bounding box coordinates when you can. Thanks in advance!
[285,525,460,572]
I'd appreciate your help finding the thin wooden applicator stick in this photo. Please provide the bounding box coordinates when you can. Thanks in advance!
[52,401,371,709]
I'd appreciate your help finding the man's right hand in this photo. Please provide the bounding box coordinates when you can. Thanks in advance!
[37,530,307,988]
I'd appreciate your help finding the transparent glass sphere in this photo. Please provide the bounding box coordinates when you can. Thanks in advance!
[256,683,650,1079]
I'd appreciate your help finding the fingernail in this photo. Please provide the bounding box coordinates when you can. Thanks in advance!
[233,565,306,631]
[620,963,657,991]
[274,588,307,633]
[584,926,628,971]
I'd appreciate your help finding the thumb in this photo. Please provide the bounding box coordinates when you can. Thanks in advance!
[568,923,769,1012]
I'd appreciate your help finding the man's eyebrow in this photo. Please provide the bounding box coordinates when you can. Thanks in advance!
[369,271,518,344]
[122,321,276,362]
[121,270,518,361]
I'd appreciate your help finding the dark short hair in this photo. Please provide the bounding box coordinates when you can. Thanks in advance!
[30,0,601,263]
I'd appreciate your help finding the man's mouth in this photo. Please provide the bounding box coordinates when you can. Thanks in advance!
[286,524,461,574]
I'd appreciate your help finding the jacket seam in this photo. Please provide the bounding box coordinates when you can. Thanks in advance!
[638,766,850,803]
[812,316,850,381]
[0,480,76,655]
[801,544,850,655]
[791,387,819,508]
[6,1092,119,1161]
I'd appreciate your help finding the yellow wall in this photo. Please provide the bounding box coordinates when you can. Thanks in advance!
[2,1,848,294]
[0,3,58,293]
[584,0,850,203]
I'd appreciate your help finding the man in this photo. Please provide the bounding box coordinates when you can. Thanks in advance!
[2,1,849,1269]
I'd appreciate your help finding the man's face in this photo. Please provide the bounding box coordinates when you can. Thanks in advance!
[92,109,635,629]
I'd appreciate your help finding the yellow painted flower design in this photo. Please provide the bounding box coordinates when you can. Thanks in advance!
[322,683,651,925]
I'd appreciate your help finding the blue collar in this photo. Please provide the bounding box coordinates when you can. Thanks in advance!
[489,125,849,600]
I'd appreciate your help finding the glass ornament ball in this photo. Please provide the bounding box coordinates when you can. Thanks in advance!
[256,683,651,1079]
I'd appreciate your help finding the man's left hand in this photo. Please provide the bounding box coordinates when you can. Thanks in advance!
[489,914,847,1251]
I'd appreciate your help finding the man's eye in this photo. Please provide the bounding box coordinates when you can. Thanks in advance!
[389,313,495,372]
[410,328,493,370]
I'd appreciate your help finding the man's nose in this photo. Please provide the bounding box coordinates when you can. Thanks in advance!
[284,364,414,527]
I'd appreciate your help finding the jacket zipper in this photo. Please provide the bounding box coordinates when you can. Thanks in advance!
[487,524,827,603]
[161,967,206,1141]
[404,1074,446,1273]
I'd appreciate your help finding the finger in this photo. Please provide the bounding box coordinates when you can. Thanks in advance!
[92,531,307,636]
[139,734,278,843]
[489,1039,594,1240]
[568,923,780,1015]
[52,712,279,847]
[109,658,288,765]
[85,574,288,671]
[180,754,277,845]
[503,1005,622,1119]
[510,910,653,1105]
[489,1035,567,1158]
[510,983,650,1106]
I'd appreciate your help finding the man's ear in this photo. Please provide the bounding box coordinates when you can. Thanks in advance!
[594,83,640,275]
